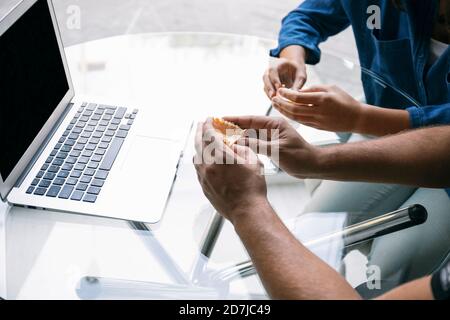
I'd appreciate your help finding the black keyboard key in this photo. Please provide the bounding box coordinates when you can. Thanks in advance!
[83,194,97,203]
[132,109,139,114]
[66,178,78,185]
[72,127,83,134]
[80,116,90,122]
[119,125,131,131]
[50,149,58,157]
[66,125,73,130]
[91,155,103,162]
[66,157,77,164]
[70,171,82,178]
[54,178,66,186]
[39,180,51,188]
[62,164,74,171]
[53,159,64,166]
[90,138,100,145]
[130,114,136,120]
[99,138,124,171]
[78,138,88,145]
[65,139,76,146]
[78,157,90,164]
[116,130,128,138]
[101,136,112,143]
[48,165,59,173]
[102,115,112,121]
[83,110,93,117]
[57,171,70,178]
[83,169,95,176]
[85,144,96,151]
[31,178,40,186]
[46,156,54,163]
[80,175,92,184]
[56,152,69,159]
[108,125,118,131]
[26,186,35,194]
[88,121,98,127]
[74,163,86,171]
[91,114,101,121]
[73,144,85,151]
[68,133,79,140]
[36,171,45,178]
[46,186,61,198]
[76,122,86,129]
[93,131,103,138]
[105,130,115,137]
[99,120,109,126]
[34,187,47,196]
[70,150,82,158]
[82,150,93,158]
[55,143,63,149]
[105,109,115,116]
[114,107,127,119]
[81,131,92,138]
[95,149,106,156]
[70,119,77,125]
[61,145,72,153]
[85,125,96,132]
[58,137,66,144]
[98,142,109,149]
[91,179,105,187]
[76,183,88,191]
[87,186,101,195]
[87,162,99,169]
[43,173,56,180]
[58,186,74,199]
[70,190,84,201]
[95,170,109,180]
[96,126,106,133]
[63,129,71,136]
[41,163,49,171]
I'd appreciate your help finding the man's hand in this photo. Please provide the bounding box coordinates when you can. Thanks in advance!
[223,116,321,179]
[263,57,307,99]
[272,85,364,133]
[194,118,269,223]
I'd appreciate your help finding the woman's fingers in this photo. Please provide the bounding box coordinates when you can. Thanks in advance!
[278,88,326,105]
[272,96,316,117]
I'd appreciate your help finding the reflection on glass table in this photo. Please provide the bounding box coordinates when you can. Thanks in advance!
[75,205,427,299]
[1,32,425,299]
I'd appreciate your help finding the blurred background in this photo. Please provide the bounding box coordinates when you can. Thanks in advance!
[0,0,357,59]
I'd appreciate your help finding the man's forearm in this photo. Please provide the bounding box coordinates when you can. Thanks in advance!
[231,199,361,300]
[309,126,450,187]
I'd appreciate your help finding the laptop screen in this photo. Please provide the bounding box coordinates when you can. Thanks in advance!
[0,0,69,180]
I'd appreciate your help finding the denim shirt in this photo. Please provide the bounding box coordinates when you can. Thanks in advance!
[270,0,450,196]
[270,0,450,127]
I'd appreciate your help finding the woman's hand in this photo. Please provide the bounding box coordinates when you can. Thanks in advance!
[272,85,364,133]
[263,57,307,99]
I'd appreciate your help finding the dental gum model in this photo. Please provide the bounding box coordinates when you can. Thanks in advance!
[212,118,246,146]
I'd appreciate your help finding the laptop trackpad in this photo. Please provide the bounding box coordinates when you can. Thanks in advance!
[121,135,180,177]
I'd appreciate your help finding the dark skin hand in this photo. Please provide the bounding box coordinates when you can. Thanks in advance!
[194,117,441,299]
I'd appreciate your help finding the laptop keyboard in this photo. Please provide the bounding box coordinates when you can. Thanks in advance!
[25,103,138,203]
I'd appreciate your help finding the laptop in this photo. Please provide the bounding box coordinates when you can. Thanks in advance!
[0,0,190,224]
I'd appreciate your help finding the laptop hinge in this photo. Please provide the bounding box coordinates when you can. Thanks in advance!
[13,103,74,189]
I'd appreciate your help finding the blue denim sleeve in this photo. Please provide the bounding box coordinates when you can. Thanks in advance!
[270,0,350,65]
[406,103,450,128]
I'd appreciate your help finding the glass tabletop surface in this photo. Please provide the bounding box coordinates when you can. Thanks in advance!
[0,32,423,299]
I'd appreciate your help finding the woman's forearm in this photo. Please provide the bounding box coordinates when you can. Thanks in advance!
[355,104,411,136]
[280,45,307,64]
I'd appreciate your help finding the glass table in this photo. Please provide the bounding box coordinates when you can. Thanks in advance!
[0,33,425,299]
